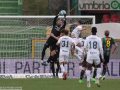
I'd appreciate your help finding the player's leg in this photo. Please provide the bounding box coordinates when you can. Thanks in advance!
[42,44,57,66]
[55,50,60,78]
[56,60,60,78]
[47,50,56,63]
[50,60,55,78]
[79,55,84,72]
[91,66,97,82]
[53,54,60,78]
[79,57,87,83]
[63,56,68,80]
[60,55,65,74]
[41,38,51,61]
[73,53,82,61]
[86,62,92,87]
[102,55,109,80]
[94,59,101,87]
[79,63,82,73]
[75,46,83,53]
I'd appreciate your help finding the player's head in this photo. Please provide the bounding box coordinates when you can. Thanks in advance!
[77,20,81,26]
[104,30,109,37]
[60,29,65,36]
[64,30,69,36]
[91,27,97,35]
[57,20,63,27]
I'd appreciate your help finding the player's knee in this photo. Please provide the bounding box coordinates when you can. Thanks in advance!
[51,50,56,56]
[96,64,101,68]
[60,62,63,65]
[64,62,67,64]
[79,63,82,66]
[103,65,107,69]
[82,67,86,71]
[43,44,49,49]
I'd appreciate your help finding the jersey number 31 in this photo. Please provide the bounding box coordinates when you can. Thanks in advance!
[62,41,69,47]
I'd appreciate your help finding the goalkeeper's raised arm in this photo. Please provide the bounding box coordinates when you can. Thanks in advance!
[53,13,60,26]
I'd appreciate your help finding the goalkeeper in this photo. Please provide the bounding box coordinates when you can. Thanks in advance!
[41,12,66,65]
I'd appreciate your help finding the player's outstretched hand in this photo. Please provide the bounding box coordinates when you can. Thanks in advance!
[102,58,105,63]
[112,51,115,55]
[83,27,86,30]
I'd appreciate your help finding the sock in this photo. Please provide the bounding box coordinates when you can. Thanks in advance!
[74,53,81,61]
[102,65,107,76]
[47,56,53,63]
[60,64,65,73]
[50,63,55,76]
[93,69,97,78]
[64,64,67,73]
[80,70,85,80]
[86,70,91,82]
[79,66,83,73]
[56,62,60,76]
[96,68,101,82]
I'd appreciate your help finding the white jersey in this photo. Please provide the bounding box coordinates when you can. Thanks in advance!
[57,36,73,56]
[71,25,82,38]
[84,35,102,60]
[78,38,86,55]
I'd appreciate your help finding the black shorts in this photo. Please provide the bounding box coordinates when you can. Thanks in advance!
[104,55,110,65]
[55,46,60,58]
[50,46,60,63]
[45,37,57,50]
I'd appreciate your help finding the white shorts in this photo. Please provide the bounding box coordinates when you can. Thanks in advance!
[79,55,84,60]
[86,59,100,65]
[72,38,78,45]
[59,55,69,63]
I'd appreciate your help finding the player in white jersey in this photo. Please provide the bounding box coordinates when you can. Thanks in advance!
[56,30,75,80]
[77,38,86,74]
[84,27,104,87]
[71,20,86,39]
[78,38,86,61]
[71,20,86,62]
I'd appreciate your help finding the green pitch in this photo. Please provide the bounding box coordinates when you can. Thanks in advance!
[0,78,120,90]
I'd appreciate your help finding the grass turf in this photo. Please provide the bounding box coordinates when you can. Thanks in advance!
[0,78,120,90]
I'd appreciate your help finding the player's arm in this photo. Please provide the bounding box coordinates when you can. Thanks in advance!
[60,14,66,30]
[71,42,75,54]
[99,39,105,63]
[78,27,86,31]
[50,33,59,40]
[112,38,118,54]
[53,13,60,26]
[83,38,88,55]
[56,37,61,46]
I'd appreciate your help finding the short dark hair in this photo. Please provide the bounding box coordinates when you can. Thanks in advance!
[105,30,109,36]
[60,28,65,33]
[91,27,97,33]
[78,20,82,24]
[64,30,69,35]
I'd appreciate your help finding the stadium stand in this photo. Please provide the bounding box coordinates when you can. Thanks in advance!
[102,14,109,23]
[0,0,22,15]
[0,0,24,59]
[119,15,120,23]
[111,14,117,23]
